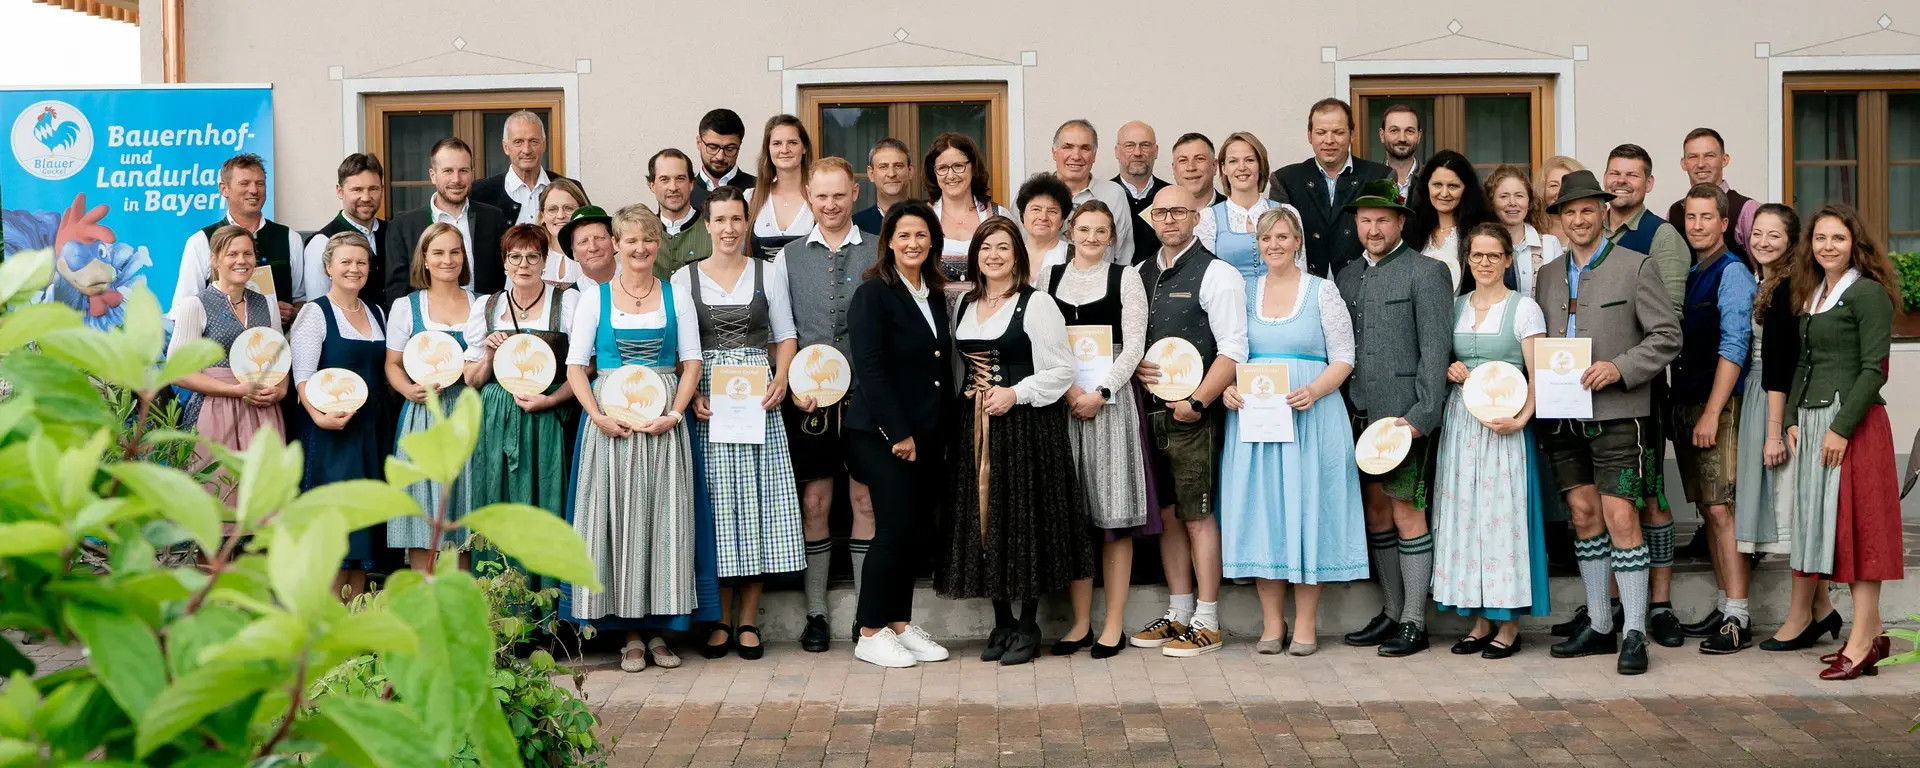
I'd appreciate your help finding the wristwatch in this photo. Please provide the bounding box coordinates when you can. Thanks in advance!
[1096,386,1112,400]
[1184,396,1205,411]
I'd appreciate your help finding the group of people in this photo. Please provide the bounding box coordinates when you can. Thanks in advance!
[165,100,1903,681]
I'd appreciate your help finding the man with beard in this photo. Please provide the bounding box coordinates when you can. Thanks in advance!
[690,108,756,212]
[1665,128,1760,262]
[775,158,880,652]
[852,138,912,235]
[1379,105,1422,202]
[1332,179,1453,658]
[1171,133,1225,209]
[303,153,389,311]
[1112,121,1169,265]
[384,137,507,301]
[1051,120,1135,265]
[649,148,708,279]
[1268,98,1392,278]
[1537,169,1682,675]
[173,153,310,325]
[470,111,581,225]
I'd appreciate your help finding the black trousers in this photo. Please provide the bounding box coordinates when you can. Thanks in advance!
[848,428,940,629]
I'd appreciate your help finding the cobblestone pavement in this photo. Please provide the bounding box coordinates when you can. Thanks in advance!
[573,635,1920,767]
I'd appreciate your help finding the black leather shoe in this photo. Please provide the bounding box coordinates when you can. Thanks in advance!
[1549,606,1590,638]
[801,615,831,653]
[1550,626,1618,658]
[1451,635,1492,655]
[1648,610,1686,648]
[1050,632,1093,657]
[1760,611,1844,652]
[1698,616,1752,655]
[1481,635,1522,660]
[1000,622,1041,666]
[1378,622,1429,657]
[1344,613,1398,647]
[980,627,1015,662]
[735,625,765,661]
[1618,630,1649,675]
[1680,608,1724,637]
[1090,639,1124,659]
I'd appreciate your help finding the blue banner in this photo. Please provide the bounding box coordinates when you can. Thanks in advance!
[1,86,273,329]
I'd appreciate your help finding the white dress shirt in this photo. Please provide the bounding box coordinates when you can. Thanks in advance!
[504,168,552,225]
[1144,239,1251,363]
[429,195,477,291]
[172,214,309,317]
[301,214,379,300]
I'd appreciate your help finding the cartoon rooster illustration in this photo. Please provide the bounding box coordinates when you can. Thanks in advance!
[32,106,81,153]
[4,195,148,330]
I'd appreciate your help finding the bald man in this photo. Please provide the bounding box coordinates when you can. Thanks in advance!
[1128,184,1248,658]
[1113,120,1171,265]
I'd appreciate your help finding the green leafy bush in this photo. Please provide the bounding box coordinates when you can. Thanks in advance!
[0,247,604,766]
[1891,252,1920,312]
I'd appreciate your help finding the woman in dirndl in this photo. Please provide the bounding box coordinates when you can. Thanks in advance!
[1038,200,1157,659]
[1430,224,1552,659]
[676,187,805,661]
[935,216,1094,666]
[170,224,288,503]
[384,222,477,570]
[462,224,579,556]
[1195,131,1280,283]
[565,203,715,673]
[1782,204,1904,680]
[290,232,389,599]
[1217,206,1363,657]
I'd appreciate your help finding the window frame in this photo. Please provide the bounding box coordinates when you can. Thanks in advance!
[797,81,1011,204]
[362,89,567,220]
[1348,74,1556,176]
[1783,71,1920,250]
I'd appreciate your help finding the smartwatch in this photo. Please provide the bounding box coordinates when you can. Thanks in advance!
[1184,396,1205,411]
[1096,386,1112,400]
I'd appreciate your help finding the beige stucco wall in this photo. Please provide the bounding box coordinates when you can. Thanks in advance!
[145,0,1920,439]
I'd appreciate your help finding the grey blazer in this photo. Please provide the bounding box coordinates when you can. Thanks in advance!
[1333,242,1454,436]
[1535,241,1682,421]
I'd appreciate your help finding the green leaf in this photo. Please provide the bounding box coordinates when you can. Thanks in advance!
[62,604,164,718]
[111,569,190,606]
[468,699,523,768]
[297,697,441,768]
[165,605,250,680]
[313,609,419,659]
[461,504,600,591]
[280,480,423,536]
[234,432,301,530]
[29,677,96,743]
[0,521,67,557]
[0,671,38,740]
[0,638,30,679]
[153,338,225,391]
[267,509,345,624]
[0,393,36,442]
[381,457,430,490]
[198,612,306,667]
[0,353,114,434]
[103,462,223,550]
[134,661,282,758]
[70,497,147,539]
[0,248,53,306]
[393,389,482,486]
[49,429,111,517]
[384,571,494,759]
[0,737,35,766]
[38,326,144,393]
[118,287,166,372]
[0,303,82,356]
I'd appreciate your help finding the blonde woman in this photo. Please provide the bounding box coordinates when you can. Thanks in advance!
[1534,156,1585,244]
[1195,131,1280,282]
[1483,164,1564,299]
[171,224,287,501]
[536,178,589,287]
[385,223,478,570]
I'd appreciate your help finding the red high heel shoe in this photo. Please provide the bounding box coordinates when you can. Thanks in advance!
[1820,636,1890,681]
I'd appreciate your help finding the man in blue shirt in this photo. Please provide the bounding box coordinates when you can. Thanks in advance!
[1670,183,1757,654]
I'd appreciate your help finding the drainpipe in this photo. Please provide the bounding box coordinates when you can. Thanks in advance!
[162,0,184,83]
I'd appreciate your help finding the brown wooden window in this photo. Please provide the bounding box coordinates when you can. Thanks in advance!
[1350,75,1557,180]
[1785,72,1920,254]
[362,90,567,219]
[798,82,1010,212]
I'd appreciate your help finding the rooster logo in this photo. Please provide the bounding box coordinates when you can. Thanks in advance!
[1369,427,1411,463]
[797,346,846,399]
[12,100,93,181]
[233,328,289,385]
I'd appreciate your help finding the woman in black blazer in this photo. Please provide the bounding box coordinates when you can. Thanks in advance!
[845,200,955,669]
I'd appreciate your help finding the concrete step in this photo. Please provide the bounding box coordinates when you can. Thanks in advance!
[720,562,1920,643]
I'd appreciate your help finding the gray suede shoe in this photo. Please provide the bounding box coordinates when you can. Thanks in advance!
[1286,641,1318,657]
[1255,638,1286,655]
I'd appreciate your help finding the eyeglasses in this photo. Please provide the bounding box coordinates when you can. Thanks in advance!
[505,251,546,266]
[1118,141,1157,152]
[542,203,578,216]
[700,140,741,156]
[1466,253,1507,264]
[1148,208,1194,222]
[934,161,971,178]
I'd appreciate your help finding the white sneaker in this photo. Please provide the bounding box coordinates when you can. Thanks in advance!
[854,628,918,668]
[895,625,950,662]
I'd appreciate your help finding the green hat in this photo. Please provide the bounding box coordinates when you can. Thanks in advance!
[1342,178,1411,214]
[1545,169,1615,213]
[557,205,613,258]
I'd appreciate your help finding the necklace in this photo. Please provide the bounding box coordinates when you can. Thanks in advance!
[616,275,657,304]
[508,286,543,320]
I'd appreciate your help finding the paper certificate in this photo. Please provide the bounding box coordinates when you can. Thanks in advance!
[708,365,769,445]
[247,268,277,306]
[1533,338,1594,419]
[1066,325,1114,395]
[1236,363,1294,443]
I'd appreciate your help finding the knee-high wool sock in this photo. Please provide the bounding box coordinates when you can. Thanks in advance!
[1642,522,1674,569]
[803,539,833,618]
[1614,544,1652,635]
[1369,530,1403,619]
[1398,533,1434,627]
[1575,532,1614,634]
